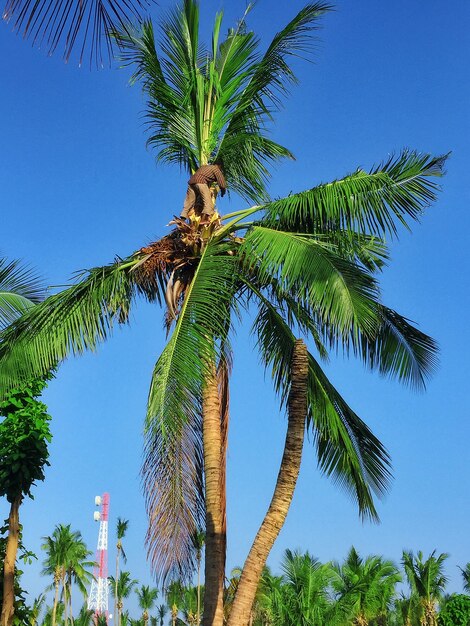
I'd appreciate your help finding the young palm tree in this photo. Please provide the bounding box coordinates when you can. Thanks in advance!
[136,585,158,626]
[333,547,401,626]
[115,519,130,623]
[278,549,335,626]
[28,594,45,626]
[155,604,167,626]
[402,550,448,626]
[0,3,445,626]
[109,571,138,626]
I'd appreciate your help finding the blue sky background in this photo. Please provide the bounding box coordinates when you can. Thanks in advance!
[1,0,469,616]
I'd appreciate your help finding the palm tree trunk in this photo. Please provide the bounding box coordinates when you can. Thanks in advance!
[1,495,22,626]
[202,371,225,626]
[51,575,60,626]
[196,554,201,626]
[227,340,308,626]
[115,548,120,626]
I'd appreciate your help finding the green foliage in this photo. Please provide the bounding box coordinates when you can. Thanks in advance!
[0,257,45,330]
[0,378,52,503]
[438,595,470,626]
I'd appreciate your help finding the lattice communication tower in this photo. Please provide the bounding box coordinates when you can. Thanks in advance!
[87,493,110,621]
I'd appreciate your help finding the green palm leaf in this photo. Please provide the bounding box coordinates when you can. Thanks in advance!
[262,151,448,238]
[143,240,238,583]
[251,289,391,521]
[0,257,45,329]
[0,258,139,393]
[241,226,380,339]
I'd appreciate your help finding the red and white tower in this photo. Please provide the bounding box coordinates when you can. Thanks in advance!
[87,493,110,621]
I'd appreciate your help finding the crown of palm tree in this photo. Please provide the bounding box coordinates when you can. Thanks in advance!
[0,257,45,330]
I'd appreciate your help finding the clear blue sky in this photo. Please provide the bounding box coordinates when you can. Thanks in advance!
[1,0,469,613]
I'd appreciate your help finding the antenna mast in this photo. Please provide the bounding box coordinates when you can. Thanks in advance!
[88,493,110,622]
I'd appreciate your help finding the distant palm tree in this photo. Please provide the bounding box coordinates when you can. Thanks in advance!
[41,525,93,626]
[333,547,401,626]
[115,519,130,624]
[402,550,448,626]
[74,605,94,626]
[136,585,158,626]
[28,594,45,626]
[166,582,184,626]
[280,549,335,626]
[458,563,470,593]
[156,604,167,626]
[191,530,204,626]
[109,571,138,626]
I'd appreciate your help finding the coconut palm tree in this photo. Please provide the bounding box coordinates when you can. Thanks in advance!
[402,550,448,626]
[136,585,158,626]
[155,604,167,626]
[190,530,204,626]
[333,547,401,626]
[278,549,335,626]
[28,594,45,626]
[109,571,138,626]
[114,519,130,622]
[64,541,94,622]
[0,3,445,626]
[166,581,184,626]
[41,525,92,626]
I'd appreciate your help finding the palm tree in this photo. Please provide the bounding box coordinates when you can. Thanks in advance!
[458,563,470,593]
[278,549,334,626]
[109,571,138,626]
[166,581,184,626]
[0,3,445,626]
[74,605,94,626]
[333,547,401,626]
[190,530,204,626]
[136,585,158,626]
[402,550,448,626]
[41,525,92,626]
[115,519,130,623]
[28,594,45,626]
[64,540,94,622]
[155,605,167,626]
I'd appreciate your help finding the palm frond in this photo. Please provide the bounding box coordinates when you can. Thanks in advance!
[0,257,46,329]
[2,0,152,66]
[262,151,448,238]
[241,226,380,340]
[143,240,238,583]
[0,258,138,395]
[251,290,391,521]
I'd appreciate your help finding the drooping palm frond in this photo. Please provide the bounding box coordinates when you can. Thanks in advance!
[2,0,153,66]
[262,151,448,238]
[250,288,391,521]
[0,257,139,395]
[0,257,46,330]
[241,226,381,340]
[143,240,238,583]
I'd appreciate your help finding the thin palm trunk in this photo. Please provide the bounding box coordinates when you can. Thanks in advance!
[51,573,60,626]
[202,370,225,626]
[115,548,120,626]
[1,495,22,626]
[196,555,201,626]
[227,340,309,626]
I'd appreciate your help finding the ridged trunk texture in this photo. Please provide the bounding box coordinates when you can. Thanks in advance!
[202,372,225,626]
[227,340,308,626]
[1,496,21,626]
